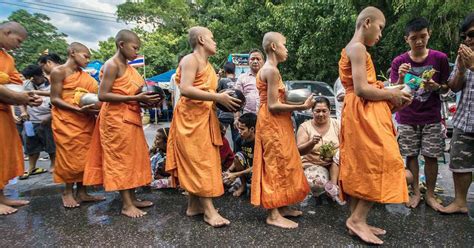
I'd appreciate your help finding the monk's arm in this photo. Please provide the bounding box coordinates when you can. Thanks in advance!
[98,62,139,102]
[296,126,316,155]
[31,90,50,97]
[50,68,81,112]
[349,43,395,101]
[265,67,312,113]
[0,85,30,105]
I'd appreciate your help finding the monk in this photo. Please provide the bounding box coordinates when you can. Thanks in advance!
[50,42,105,208]
[0,21,42,215]
[165,26,241,227]
[250,32,314,229]
[338,7,412,244]
[83,30,161,218]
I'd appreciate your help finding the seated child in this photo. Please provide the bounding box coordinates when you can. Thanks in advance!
[223,113,256,197]
[150,127,171,189]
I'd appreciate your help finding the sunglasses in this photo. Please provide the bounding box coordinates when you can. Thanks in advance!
[460,30,474,40]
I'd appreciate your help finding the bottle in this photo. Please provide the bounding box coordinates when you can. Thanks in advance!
[324,181,346,205]
[24,121,35,137]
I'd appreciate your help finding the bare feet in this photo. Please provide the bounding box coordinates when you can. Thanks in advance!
[122,205,147,218]
[425,195,443,212]
[232,184,245,197]
[203,211,230,228]
[62,193,80,208]
[133,199,154,208]
[406,192,421,208]
[0,198,29,207]
[346,218,384,245]
[439,202,468,214]
[278,206,303,217]
[348,225,386,236]
[77,193,106,203]
[266,214,299,229]
[0,203,17,215]
[186,205,204,216]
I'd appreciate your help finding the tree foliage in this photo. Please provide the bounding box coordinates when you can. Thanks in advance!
[4,9,68,71]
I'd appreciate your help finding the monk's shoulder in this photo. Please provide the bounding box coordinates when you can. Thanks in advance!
[180,54,199,68]
[260,65,279,79]
[50,65,67,80]
[345,42,366,56]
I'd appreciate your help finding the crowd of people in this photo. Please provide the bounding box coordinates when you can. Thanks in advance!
[0,6,473,245]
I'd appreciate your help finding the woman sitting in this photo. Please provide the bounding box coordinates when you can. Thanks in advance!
[296,97,344,204]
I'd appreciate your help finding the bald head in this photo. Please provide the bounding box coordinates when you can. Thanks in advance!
[0,21,27,37]
[188,26,212,49]
[67,42,89,56]
[115,29,140,47]
[262,32,285,54]
[356,7,384,29]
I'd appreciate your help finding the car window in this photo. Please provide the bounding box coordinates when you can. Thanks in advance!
[289,82,334,96]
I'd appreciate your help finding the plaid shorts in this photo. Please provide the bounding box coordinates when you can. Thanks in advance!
[397,123,443,158]
[449,128,474,173]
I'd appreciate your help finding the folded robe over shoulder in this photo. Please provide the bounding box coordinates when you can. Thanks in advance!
[84,65,151,191]
[251,73,310,209]
[165,62,224,197]
[0,49,24,189]
[52,70,98,183]
[338,49,408,203]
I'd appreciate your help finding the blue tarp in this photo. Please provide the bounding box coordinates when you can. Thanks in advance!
[84,60,103,82]
[147,69,176,83]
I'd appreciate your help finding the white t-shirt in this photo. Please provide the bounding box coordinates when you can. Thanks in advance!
[169,73,180,110]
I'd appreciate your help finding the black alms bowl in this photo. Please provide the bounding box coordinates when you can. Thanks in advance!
[216,89,246,112]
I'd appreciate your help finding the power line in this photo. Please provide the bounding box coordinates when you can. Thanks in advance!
[0,2,130,24]
[19,0,117,17]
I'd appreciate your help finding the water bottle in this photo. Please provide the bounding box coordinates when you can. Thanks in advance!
[24,121,35,137]
[324,182,346,205]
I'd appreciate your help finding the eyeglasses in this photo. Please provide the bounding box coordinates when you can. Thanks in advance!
[460,30,474,40]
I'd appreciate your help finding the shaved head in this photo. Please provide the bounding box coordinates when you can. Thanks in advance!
[67,42,89,56]
[0,21,27,37]
[188,26,211,49]
[356,6,385,29]
[115,29,140,47]
[262,32,285,54]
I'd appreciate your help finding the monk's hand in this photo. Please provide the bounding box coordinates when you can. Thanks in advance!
[398,63,411,79]
[216,90,241,112]
[301,94,316,110]
[388,85,412,108]
[27,92,43,107]
[136,92,162,105]
[79,104,100,114]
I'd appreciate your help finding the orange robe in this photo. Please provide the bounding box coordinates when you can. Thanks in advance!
[338,49,408,203]
[52,70,98,183]
[0,50,24,189]
[251,73,310,209]
[84,66,151,191]
[165,63,224,197]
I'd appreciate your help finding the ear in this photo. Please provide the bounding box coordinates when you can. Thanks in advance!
[250,127,255,133]
[404,35,409,43]
[270,42,277,52]
[428,29,432,37]
[364,18,371,29]
[198,35,205,46]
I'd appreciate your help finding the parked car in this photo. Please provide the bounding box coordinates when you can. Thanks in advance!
[284,80,336,130]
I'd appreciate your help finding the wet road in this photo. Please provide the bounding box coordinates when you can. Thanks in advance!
[1,123,473,247]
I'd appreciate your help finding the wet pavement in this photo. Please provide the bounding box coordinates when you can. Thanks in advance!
[1,122,473,247]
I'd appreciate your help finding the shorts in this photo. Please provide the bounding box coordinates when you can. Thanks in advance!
[449,128,474,173]
[235,151,252,183]
[25,122,56,155]
[303,164,329,196]
[397,123,443,158]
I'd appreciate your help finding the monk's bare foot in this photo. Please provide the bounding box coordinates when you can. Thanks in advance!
[0,203,17,215]
[406,191,421,208]
[346,218,383,245]
[266,214,298,229]
[186,205,204,216]
[204,212,230,228]
[62,194,80,208]
[133,199,154,208]
[279,206,303,217]
[439,202,468,214]
[232,184,245,197]
[0,198,29,207]
[77,193,105,203]
[349,225,386,236]
[425,195,443,212]
[122,205,147,218]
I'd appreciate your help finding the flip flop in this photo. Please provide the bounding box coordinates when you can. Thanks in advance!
[19,172,29,180]
[30,168,48,175]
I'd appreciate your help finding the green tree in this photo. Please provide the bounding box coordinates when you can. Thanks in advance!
[4,9,68,70]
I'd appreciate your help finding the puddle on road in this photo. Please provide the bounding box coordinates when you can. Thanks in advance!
[385,204,411,216]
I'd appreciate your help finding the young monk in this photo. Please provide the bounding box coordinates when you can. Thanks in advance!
[165,26,241,227]
[0,21,42,215]
[250,32,315,229]
[338,7,413,244]
[83,30,161,218]
[50,42,105,208]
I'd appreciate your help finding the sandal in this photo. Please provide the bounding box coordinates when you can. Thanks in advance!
[19,172,29,180]
[30,168,48,175]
